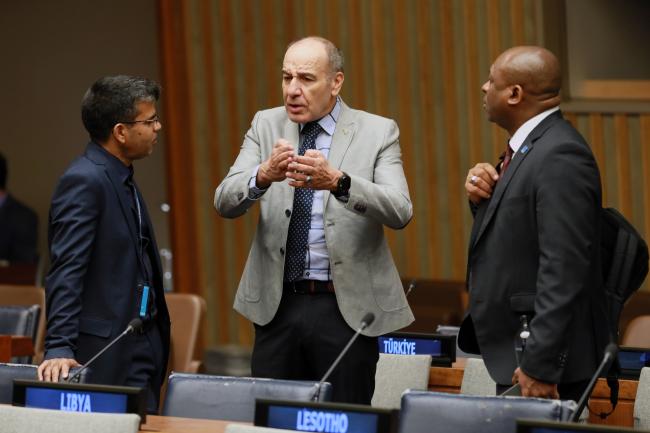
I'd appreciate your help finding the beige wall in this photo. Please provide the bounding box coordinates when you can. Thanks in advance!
[0,0,170,281]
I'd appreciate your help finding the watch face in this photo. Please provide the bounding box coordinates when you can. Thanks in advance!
[338,173,351,193]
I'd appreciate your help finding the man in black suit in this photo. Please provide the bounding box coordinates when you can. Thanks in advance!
[458,46,609,401]
[0,152,38,264]
[37,76,170,412]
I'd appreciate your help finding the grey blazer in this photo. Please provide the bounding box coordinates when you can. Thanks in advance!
[214,102,414,336]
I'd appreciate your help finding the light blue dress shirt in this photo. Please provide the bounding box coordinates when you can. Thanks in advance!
[248,99,342,281]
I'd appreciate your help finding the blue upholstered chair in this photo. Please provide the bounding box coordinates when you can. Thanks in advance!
[0,304,40,363]
[399,390,576,433]
[0,362,92,404]
[162,373,332,421]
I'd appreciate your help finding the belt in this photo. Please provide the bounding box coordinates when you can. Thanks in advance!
[284,280,335,294]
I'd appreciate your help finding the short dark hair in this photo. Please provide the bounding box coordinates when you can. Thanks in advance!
[81,75,160,143]
[0,152,6,189]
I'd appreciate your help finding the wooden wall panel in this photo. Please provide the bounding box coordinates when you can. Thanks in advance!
[566,112,650,292]
[159,0,649,346]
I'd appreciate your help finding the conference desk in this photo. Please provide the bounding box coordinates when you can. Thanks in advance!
[0,335,33,362]
[428,361,639,427]
[140,415,239,433]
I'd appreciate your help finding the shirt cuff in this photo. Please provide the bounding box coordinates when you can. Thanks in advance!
[44,346,75,361]
[333,193,349,203]
[248,165,269,200]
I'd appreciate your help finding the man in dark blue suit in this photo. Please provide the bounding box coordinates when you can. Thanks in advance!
[459,47,608,401]
[0,152,38,264]
[37,76,170,412]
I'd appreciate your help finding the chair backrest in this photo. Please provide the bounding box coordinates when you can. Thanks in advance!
[0,363,38,403]
[399,390,576,433]
[225,424,300,433]
[162,373,332,421]
[0,405,140,433]
[460,357,496,396]
[0,284,46,362]
[0,305,39,338]
[622,315,650,347]
[0,304,40,363]
[635,367,650,429]
[165,293,206,373]
[371,353,432,409]
[0,362,92,404]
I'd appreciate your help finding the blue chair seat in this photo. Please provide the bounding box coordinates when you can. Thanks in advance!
[163,373,332,421]
[399,390,576,433]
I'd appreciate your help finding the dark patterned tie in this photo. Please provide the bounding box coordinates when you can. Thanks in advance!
[501,143,514,174]
[284,122,323,282]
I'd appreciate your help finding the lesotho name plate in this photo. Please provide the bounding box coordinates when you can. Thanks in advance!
[255,399,398,433]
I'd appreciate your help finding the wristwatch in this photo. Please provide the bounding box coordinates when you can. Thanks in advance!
[332,172,351,198]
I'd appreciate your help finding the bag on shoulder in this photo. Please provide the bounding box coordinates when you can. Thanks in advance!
[600,207,649,340]
[598,207,648,416]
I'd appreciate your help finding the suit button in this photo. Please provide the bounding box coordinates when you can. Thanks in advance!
[285,209,291,217]
[280,248,285,255]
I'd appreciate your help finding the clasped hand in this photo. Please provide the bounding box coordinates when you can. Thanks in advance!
[512,367,559,399]
[465,162,499,204]
[257,140,340,190]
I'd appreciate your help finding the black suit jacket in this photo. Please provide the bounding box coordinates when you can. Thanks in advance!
[44,142,170,386]
[0,194,38,263]
[459,111,609,385]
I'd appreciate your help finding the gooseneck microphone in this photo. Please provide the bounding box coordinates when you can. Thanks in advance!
[312,312,375,401]
[405,280,416,298]
[67,318,143,383]
[570,343,618,422]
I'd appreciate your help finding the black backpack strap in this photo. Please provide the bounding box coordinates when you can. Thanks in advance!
[588,353,620,419]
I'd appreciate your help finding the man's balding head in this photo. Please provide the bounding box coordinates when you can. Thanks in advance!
[482,46,562,134]
[496,46,561,102]
[282,36,344,123]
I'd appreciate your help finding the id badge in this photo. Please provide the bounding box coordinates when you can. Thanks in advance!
[137,283,150,318]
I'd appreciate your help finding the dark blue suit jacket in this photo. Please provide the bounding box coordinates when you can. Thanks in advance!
[44,142,170,386]
[459,111,609,385]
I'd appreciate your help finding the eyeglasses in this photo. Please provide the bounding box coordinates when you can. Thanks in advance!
[120,115,161,127]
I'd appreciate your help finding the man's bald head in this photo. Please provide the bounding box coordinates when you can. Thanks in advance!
[495,46,561,104]
[482,46,562,134]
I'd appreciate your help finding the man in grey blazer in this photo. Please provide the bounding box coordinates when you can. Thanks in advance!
[459,46,609,402]
[215,36,413,403]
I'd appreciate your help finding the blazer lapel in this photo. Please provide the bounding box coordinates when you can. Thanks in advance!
[324,103,356,208]
[86,144,141,257]
[471,111,563,249]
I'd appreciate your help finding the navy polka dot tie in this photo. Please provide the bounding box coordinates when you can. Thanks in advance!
[284,121,323,282]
